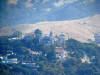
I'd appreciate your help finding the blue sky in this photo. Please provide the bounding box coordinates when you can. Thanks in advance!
[0,0,100,27]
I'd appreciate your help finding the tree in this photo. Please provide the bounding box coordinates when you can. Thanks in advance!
[34,29,42,38]
[10,31,22,38]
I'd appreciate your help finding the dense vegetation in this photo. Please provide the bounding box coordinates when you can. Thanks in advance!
[0,29,100,75]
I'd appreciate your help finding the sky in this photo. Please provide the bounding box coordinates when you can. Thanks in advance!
[0,0,100,27]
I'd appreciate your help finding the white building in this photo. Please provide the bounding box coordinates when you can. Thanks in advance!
[55,47,68,61]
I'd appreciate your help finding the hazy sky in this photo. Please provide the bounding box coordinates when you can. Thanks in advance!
[0,0,100,27]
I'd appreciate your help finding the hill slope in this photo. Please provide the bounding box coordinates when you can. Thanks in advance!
[0,14,100,42]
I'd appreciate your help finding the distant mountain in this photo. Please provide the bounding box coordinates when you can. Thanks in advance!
[0,14,100,43]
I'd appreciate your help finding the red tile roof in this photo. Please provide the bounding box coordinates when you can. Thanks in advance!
[55,49,65,53]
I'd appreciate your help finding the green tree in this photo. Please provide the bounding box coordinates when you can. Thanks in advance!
[34,29,42,38]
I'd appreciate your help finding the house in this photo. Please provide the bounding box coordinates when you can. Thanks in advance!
[30,51,42,57]
[31,51,41,55]
[55,47,68,61]
[22,63,37,68]
[0,56,3,60]
[2,58,18,64]
[81,54,91,64]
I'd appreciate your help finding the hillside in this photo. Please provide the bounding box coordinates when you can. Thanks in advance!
[0,14,100,42]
